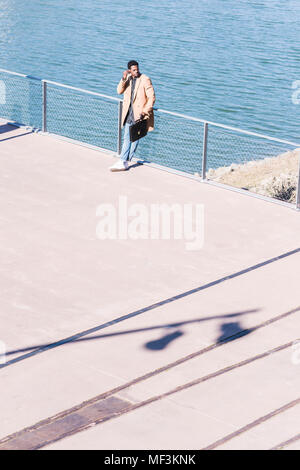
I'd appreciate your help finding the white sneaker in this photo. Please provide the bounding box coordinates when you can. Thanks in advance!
[109,160,129,172]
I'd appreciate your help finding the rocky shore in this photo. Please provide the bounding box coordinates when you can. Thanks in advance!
[207,148,300,203]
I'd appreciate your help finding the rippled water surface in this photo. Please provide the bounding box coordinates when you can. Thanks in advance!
[0,0,299,142]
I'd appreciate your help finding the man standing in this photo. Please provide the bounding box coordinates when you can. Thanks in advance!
[110,61,156,171]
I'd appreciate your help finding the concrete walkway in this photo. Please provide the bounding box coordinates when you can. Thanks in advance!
[0,119,300,450]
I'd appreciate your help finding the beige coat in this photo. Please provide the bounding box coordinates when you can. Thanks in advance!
[117,74,156,131]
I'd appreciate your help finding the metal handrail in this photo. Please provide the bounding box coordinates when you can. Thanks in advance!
[45,79,122,102]
[0,67,38,80]
[154,108,300,147]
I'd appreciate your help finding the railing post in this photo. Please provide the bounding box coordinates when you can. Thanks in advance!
[42,80,47,132]
[297,155,300,210]
[202,121,208,180]
[118,100,123,155]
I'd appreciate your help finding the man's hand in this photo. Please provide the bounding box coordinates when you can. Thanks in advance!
[140,112,146,120]
[122,70,130,81]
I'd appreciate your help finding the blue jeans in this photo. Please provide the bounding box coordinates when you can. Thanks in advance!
[120,123,139,162]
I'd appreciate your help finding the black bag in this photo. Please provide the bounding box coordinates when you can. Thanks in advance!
[129,119,148,143]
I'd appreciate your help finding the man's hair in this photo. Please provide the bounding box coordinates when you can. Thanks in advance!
[127,60,139,69]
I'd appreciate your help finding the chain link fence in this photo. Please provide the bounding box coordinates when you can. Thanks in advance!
[135,110,204,175]
[206,124,300,205]
[0,70,42,129]
[0,68,299,208]
[46,82,119,152]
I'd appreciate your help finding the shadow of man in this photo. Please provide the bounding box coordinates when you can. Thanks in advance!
[145,329,184,351]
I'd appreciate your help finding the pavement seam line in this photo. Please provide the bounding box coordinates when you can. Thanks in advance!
[270,432,300,450]
[1,248,299,370]
[1,305,298,444]
[202,398,300,450]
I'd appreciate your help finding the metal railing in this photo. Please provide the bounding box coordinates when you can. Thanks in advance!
[1,67,300,210]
